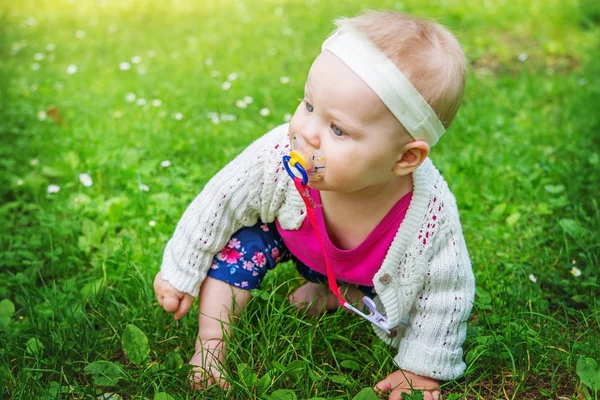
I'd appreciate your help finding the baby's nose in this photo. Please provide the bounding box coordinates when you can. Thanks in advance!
[299,122,321,148]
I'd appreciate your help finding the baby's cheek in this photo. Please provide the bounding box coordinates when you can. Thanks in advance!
[326,157,359,187]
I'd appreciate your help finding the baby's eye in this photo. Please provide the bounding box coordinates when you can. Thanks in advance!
[304,101,314,113]
[331,124,343,137]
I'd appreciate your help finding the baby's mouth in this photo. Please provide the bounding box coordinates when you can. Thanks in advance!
[289,135,325,182]
[282,135,326,184]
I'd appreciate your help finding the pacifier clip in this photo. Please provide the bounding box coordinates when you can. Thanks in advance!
[282,155,391,334]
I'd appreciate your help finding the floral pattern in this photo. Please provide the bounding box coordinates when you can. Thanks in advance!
[208,222,288,290]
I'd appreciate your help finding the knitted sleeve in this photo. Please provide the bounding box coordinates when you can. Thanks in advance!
[160,124,294,296]
[394,204,475,381]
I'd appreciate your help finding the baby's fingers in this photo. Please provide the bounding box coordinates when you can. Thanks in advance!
[424,390,441,400]
[162,295,181,313]
[374,376,393,393]
[174,295,194,319]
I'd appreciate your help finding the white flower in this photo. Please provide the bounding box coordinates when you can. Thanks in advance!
[30,159,39,166]
[147,50,156,58]
[131,55,141,64]
[17,179,23,186]
[210,70,220,77]
[205,57,213,66]
[66,64,78,74]
[275,6,284,15]
[570,267,581,277]
[528,274,537,283]
[221,81,232,90]
[136,98,146,106]
[137,67,147,75]
[221,114,237,122]
[47,184,60,193]
[149,220,156,227]
[38,110,47,121]
[139,183,150,192]
[119,62,131,71]
[31,63,40,70]
[76,30,85,39]
[243,96,253,104]
[46,43,55,51]
[24,17,37,27]
[235,100,247,109]
[12,40,29,52]
[283,112,292,122]
[227,72,238,81]
[151,99,162,107]
[279,76,290,84]
[210,115,220,124]
[174,113,183,120]
[125,92,136,103]
[34,52,45,61]
[160,160,171,168]
[518,53,528,62]
[259,108,270,117]
[79,173,93,187]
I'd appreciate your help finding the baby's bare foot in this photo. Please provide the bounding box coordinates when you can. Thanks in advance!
[189,338,229,390]
[289,282,339,316]
[289,282,365,317]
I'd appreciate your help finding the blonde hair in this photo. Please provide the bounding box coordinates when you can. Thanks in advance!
[334,11,467,129]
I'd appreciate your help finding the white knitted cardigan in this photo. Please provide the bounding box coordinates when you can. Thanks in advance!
[161,123,476,381]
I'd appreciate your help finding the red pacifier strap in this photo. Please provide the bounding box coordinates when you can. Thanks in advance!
[292,177,348,309]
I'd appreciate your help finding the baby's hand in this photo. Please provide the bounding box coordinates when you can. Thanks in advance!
[153,272,194,319]
[374,369,440,400]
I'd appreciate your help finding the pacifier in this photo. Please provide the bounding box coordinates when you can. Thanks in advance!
[282,135,326,185]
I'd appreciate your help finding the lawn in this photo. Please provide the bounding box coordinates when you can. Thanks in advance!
[1,0,599,399]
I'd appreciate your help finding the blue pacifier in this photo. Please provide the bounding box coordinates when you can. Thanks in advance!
[282,135,326,185]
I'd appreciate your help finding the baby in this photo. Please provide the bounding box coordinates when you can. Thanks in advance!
[154,10,475,399]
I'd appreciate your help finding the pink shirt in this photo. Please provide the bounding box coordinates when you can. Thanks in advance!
[277,188,412,287]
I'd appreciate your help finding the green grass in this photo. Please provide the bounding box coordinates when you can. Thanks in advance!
[1,0,599,398]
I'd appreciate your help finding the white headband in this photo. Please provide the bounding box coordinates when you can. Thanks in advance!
[322,30,445,146]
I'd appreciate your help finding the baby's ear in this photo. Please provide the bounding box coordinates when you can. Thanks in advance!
[393,140,430,176]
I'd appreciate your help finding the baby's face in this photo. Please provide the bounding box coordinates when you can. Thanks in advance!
[289,51,410,193]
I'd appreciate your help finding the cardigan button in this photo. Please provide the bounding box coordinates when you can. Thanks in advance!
[378,273,392,285]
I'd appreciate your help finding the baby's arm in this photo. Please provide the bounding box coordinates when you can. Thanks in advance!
[159,124,295,297]
[394,215,476,382]
[373,220,473,398]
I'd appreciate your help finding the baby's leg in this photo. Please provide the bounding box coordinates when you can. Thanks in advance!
[190,222,285,390]
[190,277,251,390]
